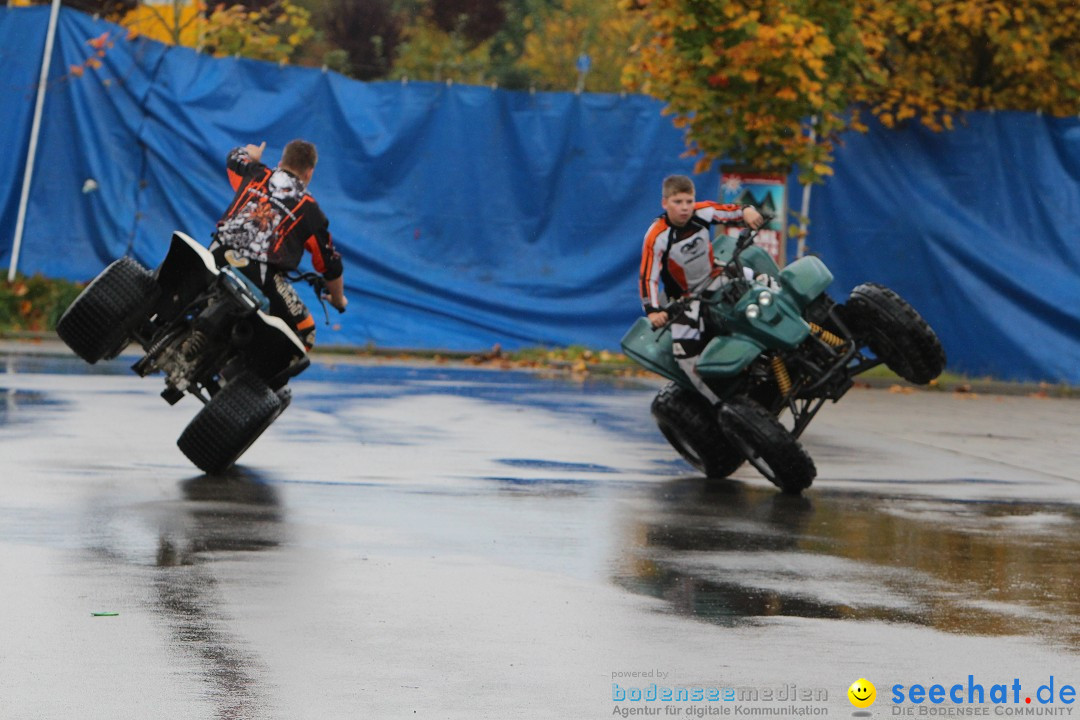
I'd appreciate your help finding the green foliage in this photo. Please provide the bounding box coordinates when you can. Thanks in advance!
[519,0,646,92]
[391,16,496,83]
[201,0,314,63]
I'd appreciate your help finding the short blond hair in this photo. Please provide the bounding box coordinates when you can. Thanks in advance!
[662,174,695,198]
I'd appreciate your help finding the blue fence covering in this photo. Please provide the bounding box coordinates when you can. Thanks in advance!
[2,7,1079,383]
[0,8,49,251]
[789,113,1080,384]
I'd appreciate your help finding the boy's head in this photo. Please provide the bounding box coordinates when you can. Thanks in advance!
[281,139,318,184]
[661,174,696,227]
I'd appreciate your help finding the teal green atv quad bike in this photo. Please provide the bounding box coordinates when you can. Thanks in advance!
[621,226,946,494]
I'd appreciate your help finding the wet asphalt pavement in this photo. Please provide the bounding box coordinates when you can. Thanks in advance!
[1,346,1078,719]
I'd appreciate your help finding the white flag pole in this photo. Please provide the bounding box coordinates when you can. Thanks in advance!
[8,0,62,282]
[797,183,812,259]
[796,117,817,260]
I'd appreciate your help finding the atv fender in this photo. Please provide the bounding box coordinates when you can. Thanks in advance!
[620,317,694,389]
[157,232,218,293]
[152,232,222,325]
[779,255,833,310]
[696,334,766,378]
[155,231,307,373]
[252,309,308,356]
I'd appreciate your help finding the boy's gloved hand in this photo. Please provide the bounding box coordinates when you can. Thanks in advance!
[755,273,781,291]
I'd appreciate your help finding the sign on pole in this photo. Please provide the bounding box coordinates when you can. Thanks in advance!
[719,171,787,267]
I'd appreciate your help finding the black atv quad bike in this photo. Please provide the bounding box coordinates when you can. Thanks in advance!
[57,231,329,474]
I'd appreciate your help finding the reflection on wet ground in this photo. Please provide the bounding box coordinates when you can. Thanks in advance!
[616,478,1080,649]
[153,469,283,718]
[0,387,60,425]
[3,345,1078,710]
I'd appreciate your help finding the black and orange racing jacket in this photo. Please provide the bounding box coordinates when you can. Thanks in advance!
[213,147,343,281]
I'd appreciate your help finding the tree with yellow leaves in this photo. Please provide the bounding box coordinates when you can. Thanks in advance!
[627,0,1080,183]
[626,0,868,183]
[854,0,1080,131]
[120,1,312,63]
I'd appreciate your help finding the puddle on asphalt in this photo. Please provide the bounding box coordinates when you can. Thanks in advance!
[614,479,1080,649]
[495,458,618,473]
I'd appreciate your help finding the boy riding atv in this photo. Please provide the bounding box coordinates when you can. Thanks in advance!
[627,175,945,493]
[639,174,764,405]
[211,139,348,349]
[55,139,351,474]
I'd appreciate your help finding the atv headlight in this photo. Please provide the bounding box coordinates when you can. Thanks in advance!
[758,291,773,306]
[745,304,761,320]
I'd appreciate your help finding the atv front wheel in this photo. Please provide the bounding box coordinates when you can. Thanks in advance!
[56,256,160,363]
[177,372,285,474]
[845,283,946,385]
[651,382,744,479]
[719,397,816,494]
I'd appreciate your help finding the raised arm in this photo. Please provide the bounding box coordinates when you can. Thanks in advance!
[225,141,267,191]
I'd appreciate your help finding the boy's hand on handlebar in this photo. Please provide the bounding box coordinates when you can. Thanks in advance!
[743,206,766,230]
[322,275,347,313]
[325,293,348,313]
[648,311,668,328]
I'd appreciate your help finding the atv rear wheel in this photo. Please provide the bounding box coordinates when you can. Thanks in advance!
[651,382,744,479]
[177,372,284,475]
[56,256,160,363]
[845,283,946,385]
[719,397,816,494]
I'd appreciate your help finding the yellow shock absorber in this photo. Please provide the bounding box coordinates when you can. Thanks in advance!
[771,355,792,396]
[809,322,845,348]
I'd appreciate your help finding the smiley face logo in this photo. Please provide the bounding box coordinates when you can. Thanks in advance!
[848,678,876,708]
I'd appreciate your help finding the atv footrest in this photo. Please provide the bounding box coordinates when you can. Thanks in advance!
[161,385,185,405]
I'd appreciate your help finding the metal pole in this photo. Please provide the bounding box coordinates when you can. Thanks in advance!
[796,117,817,260]
[797,183,812,259]
[8,0,62,282]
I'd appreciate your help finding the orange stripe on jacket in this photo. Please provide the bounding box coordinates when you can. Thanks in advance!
[304,233,328,274]
[224,168,271,219]
[695,200,744,223]
[639,219,669,308]
[271,196,309,255]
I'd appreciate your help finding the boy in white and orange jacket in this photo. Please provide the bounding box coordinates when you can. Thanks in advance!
[639,174,764,404]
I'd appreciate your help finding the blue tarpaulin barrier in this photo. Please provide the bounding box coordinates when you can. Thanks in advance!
[2,7,1078,383]
[787,113,1080,384]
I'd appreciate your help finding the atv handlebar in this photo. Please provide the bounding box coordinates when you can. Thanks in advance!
[651,212,774,340]
[284,271,345,324]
